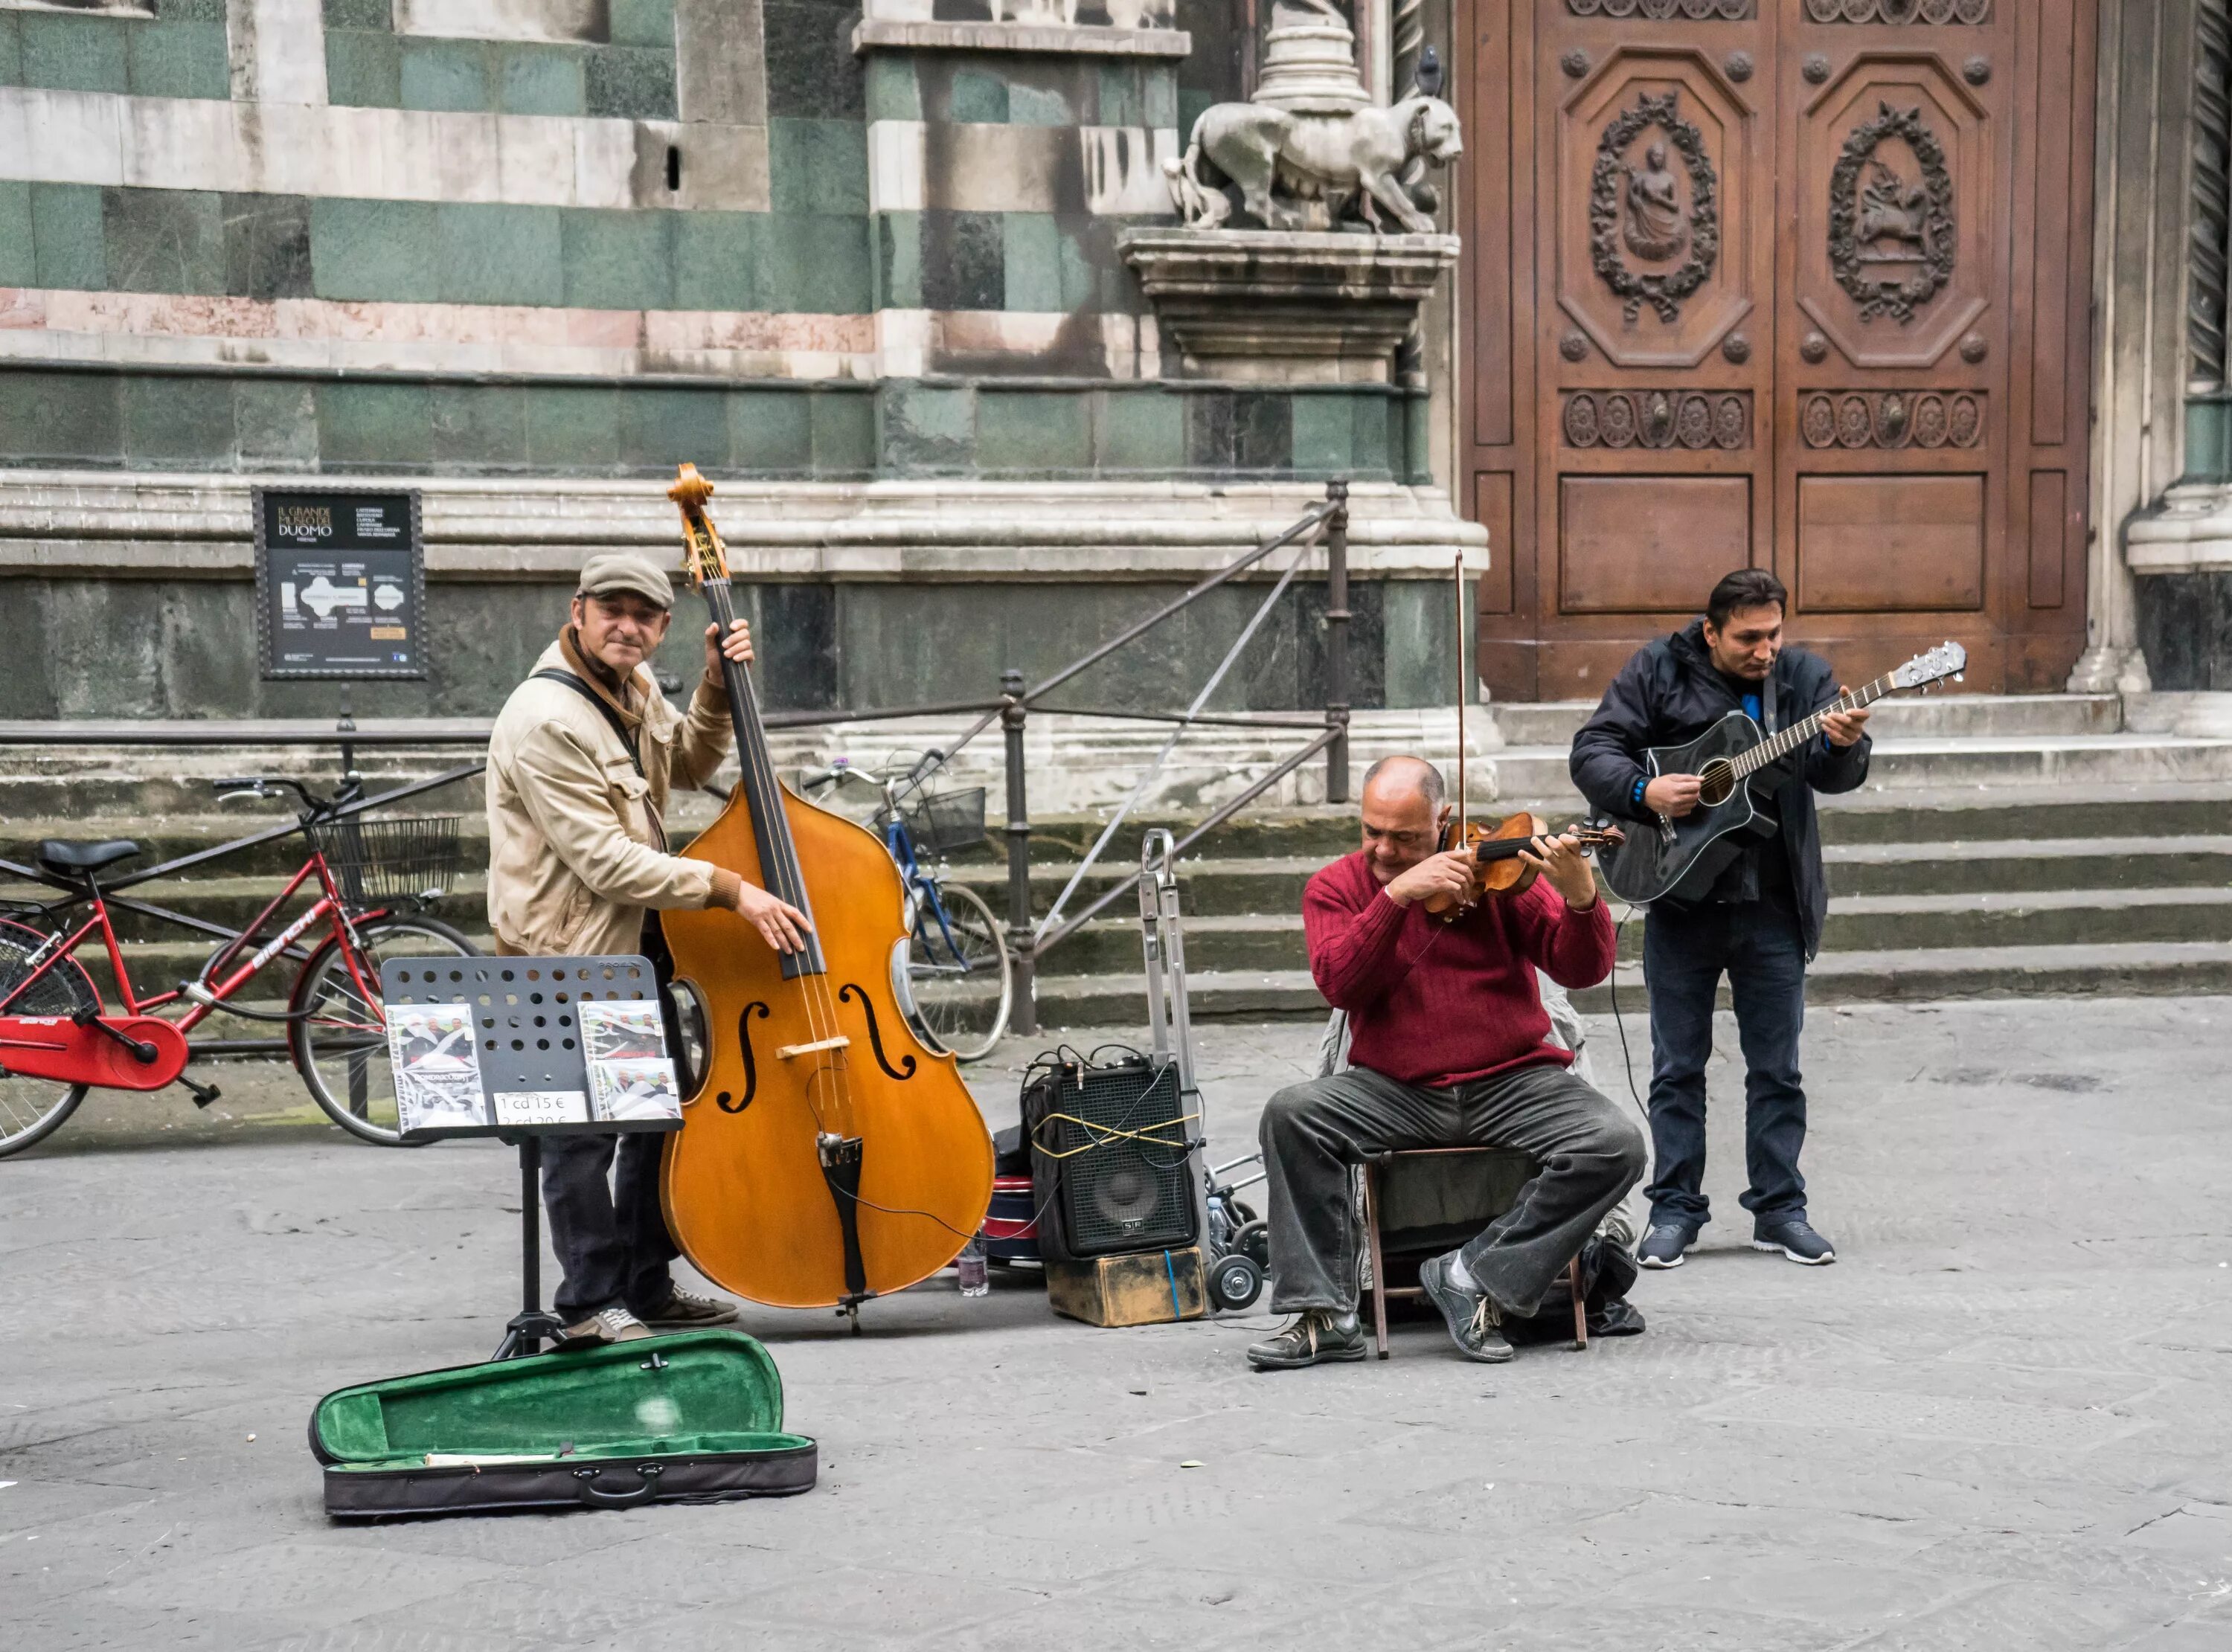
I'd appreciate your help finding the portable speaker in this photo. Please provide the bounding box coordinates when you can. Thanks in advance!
[1022,1055,1199,1262]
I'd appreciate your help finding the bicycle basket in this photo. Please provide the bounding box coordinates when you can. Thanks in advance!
[885,787,987,857]
[307,815,463,904]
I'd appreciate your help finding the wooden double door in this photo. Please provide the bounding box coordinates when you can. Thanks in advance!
[1459,0,2099,701]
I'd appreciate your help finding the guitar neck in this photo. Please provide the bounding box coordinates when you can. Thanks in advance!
[1731,674,1892,780]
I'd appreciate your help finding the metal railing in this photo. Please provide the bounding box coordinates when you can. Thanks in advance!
[0,480,1360,1041]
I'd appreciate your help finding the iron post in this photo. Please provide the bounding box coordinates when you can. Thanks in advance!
[1000,668,1037,1035]
[1323,479,1352,806]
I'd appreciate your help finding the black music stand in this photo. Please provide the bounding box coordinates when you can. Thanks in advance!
[379,955,684,1360]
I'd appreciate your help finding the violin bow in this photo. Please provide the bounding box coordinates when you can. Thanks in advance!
[1452,550,1467,843]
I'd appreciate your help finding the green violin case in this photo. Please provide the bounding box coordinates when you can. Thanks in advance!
[310,1328,818,1520]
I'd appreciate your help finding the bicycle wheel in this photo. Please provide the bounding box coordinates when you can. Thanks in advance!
[288,913,478,1146]
[0,919,97,1159]
[906,879,1011,1064]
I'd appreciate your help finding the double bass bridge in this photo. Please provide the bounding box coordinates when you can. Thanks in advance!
[775,1035,851,1061]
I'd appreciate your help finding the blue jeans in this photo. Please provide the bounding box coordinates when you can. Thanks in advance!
[1641,898,1809,1232]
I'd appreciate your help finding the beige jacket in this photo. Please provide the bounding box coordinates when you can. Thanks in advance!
[486,632,740,957]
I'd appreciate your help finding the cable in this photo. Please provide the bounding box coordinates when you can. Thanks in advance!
[1606,903,1646,1113]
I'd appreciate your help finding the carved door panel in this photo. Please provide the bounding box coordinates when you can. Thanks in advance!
[1461,0,2098,701]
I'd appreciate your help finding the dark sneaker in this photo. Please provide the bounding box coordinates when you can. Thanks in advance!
[1638,1223,1696,1270]
[1246,1309,1367,1371]
[555,1306,651,1349]
[1753,1217,1836,1265]
[639,1285,740,1328]
[1417,1253,1514,1364]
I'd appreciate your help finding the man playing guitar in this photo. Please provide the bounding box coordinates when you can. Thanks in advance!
[1569,570,1871,1271]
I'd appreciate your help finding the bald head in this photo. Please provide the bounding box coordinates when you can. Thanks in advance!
[1357,755,1450,887]
[1362,755,1446,813]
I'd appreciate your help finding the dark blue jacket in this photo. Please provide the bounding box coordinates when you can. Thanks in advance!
[1568,620,1872,960]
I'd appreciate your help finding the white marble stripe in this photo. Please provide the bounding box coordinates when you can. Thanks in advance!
[0,89,770,210]
[867,120,926,215]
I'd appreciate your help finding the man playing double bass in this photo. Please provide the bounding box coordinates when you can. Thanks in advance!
[1248,756,1646,1369]
[486,553,811,1349]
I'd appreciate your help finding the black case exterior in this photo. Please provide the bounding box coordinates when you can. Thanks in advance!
[318,1443,818,1520]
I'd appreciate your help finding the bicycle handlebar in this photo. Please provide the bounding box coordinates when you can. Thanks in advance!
[210,775,362,817]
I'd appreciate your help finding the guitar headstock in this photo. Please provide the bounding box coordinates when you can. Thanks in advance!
[1889,640,1968,692]
[667,462,728,588]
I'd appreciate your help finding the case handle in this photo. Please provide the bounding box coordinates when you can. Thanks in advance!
[573,1462,665,1506]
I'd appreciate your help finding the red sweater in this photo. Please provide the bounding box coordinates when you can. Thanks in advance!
[1303,850,1617,1088]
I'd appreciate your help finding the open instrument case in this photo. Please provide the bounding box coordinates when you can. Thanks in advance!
[311,1330,816,1520]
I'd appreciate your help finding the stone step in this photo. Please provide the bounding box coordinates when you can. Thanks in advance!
[1489,693,2125,748]
[1,930,494,1006]
[1030,939,2232,1026]
[1038,886,2232,976]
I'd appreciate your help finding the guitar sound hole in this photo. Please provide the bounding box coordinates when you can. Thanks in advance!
[1697,760,1736,809]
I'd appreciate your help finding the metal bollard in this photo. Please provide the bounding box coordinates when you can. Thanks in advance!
[1000,667,1037,1035]
[1323,479,1351,806]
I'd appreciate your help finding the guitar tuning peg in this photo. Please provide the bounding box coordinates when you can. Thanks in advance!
[1954,672,1965,683]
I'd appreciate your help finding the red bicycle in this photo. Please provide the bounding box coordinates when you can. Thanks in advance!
[0,775,476,1156]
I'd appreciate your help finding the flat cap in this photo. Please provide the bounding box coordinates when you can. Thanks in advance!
[577,551,673,609]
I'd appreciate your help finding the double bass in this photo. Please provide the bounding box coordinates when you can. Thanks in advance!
[658,464,994,1319]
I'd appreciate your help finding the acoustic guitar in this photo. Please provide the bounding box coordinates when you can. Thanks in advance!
[1598,640,1966,907]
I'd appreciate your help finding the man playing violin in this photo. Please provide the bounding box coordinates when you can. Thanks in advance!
[1248,756,1646,1369]
[486,552,812,1349]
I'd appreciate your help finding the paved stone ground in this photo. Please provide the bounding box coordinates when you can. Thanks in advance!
[4,997,2231,1651]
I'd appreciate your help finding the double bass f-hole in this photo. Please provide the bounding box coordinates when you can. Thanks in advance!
[838,983,916,1081]
[718,1001,772,1113]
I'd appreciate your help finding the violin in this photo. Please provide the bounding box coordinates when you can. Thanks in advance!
[1427,550,1621,922]
[657,464,993,1317]
[1423,813,1626,921]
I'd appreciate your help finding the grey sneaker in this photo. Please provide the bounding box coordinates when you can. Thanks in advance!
[1246,1309,1367,1371]
[1417,1253,1514,1364]
[556,1306,651,1349]
[1638,1222,1698,1270]
[1753,1217,1836,1265]
[639,1285,740,1328]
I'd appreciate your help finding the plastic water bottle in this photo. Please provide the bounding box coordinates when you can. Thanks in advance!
[958,1234,990,1297]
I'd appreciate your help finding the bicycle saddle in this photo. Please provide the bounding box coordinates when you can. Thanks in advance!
[36,838,141,875]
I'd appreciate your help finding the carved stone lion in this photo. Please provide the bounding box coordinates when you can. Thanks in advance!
[1162,94,1464,234]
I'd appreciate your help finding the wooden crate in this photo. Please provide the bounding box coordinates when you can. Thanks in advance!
[1046,1247,1208,1328]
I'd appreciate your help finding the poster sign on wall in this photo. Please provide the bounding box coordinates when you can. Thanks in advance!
[253,486,427,680]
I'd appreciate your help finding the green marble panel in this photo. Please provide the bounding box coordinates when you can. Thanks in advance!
[1001,213,1060,312]
[430,384,528,470]
[524,384,622,471]
[769,120,868,217]
[123,375,235,466]
[673,211,762,311]
[879,382,972,473]
[865,55,920,123]
[609,0,676,48]
[729,388,812,473]
[1290,393,1352,475]
[437,203,562,307]
[31,184,107,291]
[620,388,731,472]
[19,13,127,94]
[126,19,229,100]
[876,210,922,309]
[0,181,32,287]
[498,45,586,117]
[310,197,440,302]
[585,45,676,120]
[949,68,1007,124]
[561,208,675,311]
[103,187,223,296]
[0,14,19,86]
[758,216,870,315]
[317,381,434,469]
[810,390,875,476]
[399,39,489,112]
[1095,389,1182,472]
[234,379,320,472]
[1008,83,1071,126]
[323,0,393,29]
[324,28,400,106]
[0,372,122,466]
[976,390,1089,473]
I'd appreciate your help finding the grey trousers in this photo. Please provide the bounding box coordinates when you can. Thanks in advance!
[1259,1061,1647,1318]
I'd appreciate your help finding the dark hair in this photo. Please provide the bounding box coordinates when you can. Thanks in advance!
[1705,568,1788,629]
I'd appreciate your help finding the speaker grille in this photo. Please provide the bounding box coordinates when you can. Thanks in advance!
[1043,1060,1196,1258]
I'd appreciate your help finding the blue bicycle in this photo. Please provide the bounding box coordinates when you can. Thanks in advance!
[800,752,1013,1062]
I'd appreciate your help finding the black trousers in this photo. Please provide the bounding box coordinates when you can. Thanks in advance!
[540,916,688,1320]
[1641,896,1810,1232]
